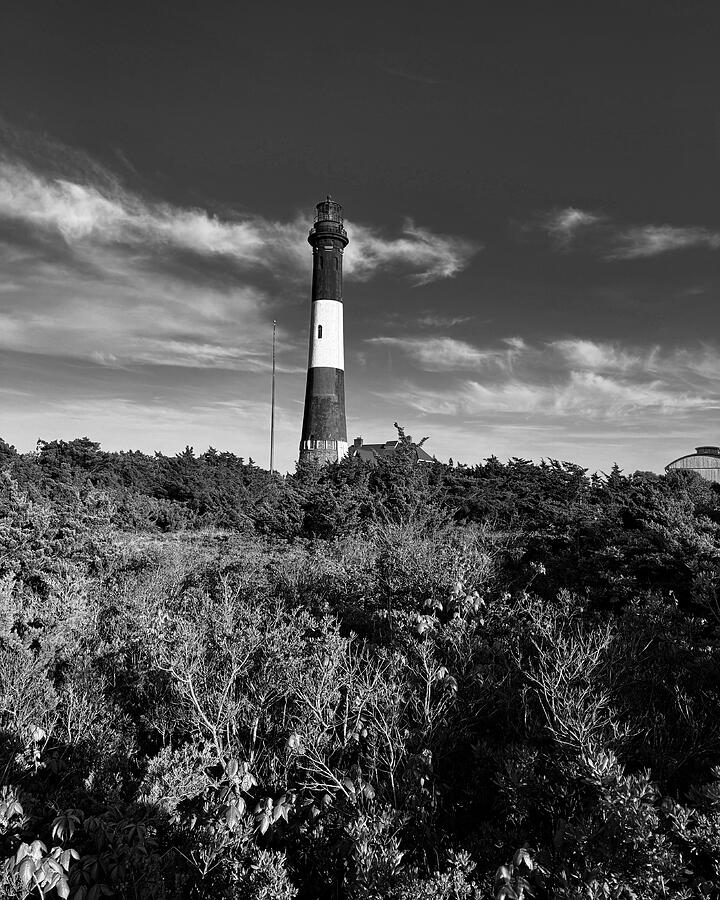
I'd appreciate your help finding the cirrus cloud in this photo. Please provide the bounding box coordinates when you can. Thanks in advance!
[0,139,479,287]
[533,206,720,260]
[367,334,720,421]
[541,207,606,248]
[609,225,720,259]
[0,120,481,376]
[345,219,480,285]
[395,370,714,419]
[367,335,525,372]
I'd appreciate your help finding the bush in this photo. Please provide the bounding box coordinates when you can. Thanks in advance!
[2,433,720,897]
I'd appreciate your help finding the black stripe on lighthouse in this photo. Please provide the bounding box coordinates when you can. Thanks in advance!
[301,368,347,442]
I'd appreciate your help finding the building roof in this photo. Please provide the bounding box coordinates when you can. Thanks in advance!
[666,446,720,483]
[347,437,434,464]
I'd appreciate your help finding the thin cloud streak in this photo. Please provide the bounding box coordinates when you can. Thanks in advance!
[417,314,474,328]
[368,336,525,372]
[610,225,720,259]
[535,206,720,259]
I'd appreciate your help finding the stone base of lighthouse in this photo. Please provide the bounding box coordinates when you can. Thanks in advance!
[299,439,349,466]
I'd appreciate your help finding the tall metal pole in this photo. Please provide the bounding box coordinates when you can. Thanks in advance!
[270,319,276,473]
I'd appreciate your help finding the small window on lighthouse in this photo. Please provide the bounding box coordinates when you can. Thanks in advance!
[318,325,323,338]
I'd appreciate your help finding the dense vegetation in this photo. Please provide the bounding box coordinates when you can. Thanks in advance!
[3,430,720,899]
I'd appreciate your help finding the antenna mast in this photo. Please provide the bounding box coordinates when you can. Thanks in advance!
[270,320,276,473]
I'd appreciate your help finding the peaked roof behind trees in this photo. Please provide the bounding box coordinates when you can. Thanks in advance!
[348,438,434,465]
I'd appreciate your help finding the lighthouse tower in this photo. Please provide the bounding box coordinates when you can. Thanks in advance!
[299,196,349,465]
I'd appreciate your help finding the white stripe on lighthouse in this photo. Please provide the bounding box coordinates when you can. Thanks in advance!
[308,299,344,370]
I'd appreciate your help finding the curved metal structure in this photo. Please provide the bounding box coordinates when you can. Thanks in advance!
[665,446,720,483]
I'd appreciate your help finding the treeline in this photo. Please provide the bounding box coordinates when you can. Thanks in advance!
[2,431,720,611]
[0,436,272,531]
[3,432,720,898]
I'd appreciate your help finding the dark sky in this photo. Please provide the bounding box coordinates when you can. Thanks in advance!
[1,1,719,471]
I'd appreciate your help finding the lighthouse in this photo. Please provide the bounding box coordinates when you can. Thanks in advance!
[299,196,349,465]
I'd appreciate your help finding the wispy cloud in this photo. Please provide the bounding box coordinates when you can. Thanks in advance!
[549,339,655,374]
[534,205,720,260]
[541,207,606,248]
[0,133,478,287]
[395,371,713,419]
[368,336,525,372]
[368,335,720,420]
[609,225,720,259]
[0,121,480,380]
[417,314,474,328]
[0,249,274,371]
[0,161,261,254]
[345,219,480,285]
